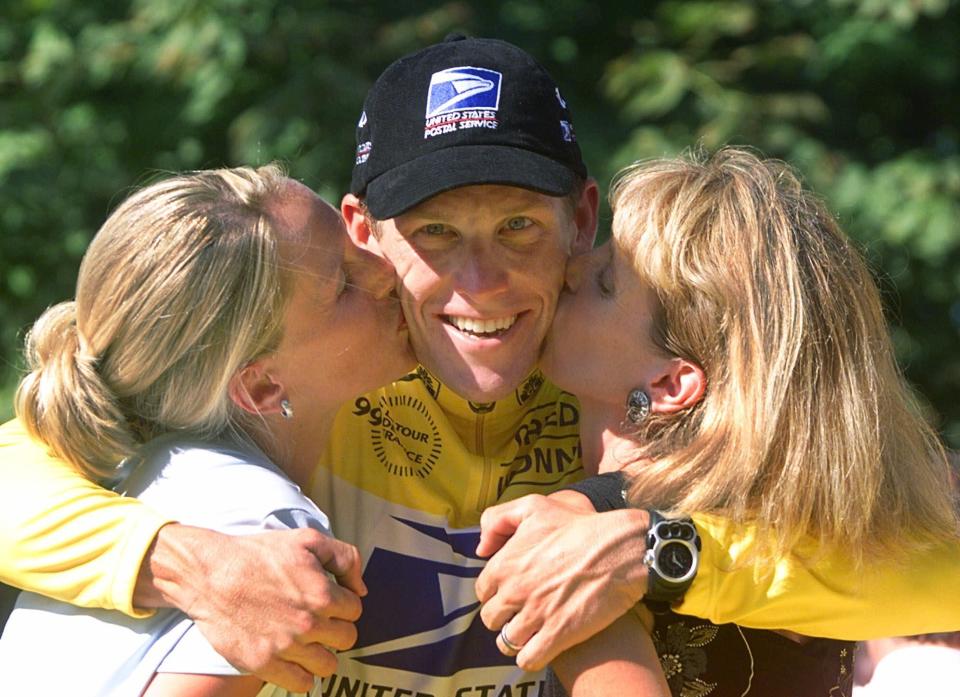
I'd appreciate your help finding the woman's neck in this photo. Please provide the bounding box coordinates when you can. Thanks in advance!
[577,397,647,476]
[251,405,339,491]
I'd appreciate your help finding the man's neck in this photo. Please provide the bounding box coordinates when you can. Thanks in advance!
[418,365,546,413]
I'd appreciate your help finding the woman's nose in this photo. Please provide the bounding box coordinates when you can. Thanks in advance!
[563,250,589,293]
[346,243,397,299]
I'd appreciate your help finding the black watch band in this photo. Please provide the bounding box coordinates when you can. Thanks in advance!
[558,471,628,512]
[642,510,701,605]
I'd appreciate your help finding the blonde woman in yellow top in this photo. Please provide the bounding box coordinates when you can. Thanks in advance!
[478,148,958,696]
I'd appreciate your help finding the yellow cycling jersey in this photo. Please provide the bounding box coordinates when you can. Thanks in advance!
[318,367,583,526]
[312,367,583,695]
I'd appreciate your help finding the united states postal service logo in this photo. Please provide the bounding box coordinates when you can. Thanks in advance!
[425,66,502,117]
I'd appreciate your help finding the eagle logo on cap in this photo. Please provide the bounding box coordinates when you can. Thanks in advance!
[426,66,502,118]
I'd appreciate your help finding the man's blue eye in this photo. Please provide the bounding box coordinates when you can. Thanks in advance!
[506,217,532,231]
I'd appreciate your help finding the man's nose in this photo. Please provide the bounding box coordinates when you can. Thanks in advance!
[455,244,509,298]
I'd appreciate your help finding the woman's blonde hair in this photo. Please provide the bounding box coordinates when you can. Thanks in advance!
[16,164,290,482]
[615,147,956,561]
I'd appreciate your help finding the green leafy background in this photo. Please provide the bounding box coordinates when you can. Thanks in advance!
[2,0,958,445]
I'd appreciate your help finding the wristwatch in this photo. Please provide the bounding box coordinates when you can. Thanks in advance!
[642,510,701,605]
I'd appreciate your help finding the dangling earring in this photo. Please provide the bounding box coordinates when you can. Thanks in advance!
[280,399,294,420]
[622,388,650,429]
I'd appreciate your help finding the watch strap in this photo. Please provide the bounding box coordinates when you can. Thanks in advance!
[558,471,628,512]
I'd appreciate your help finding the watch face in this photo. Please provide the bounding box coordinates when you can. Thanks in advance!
[659,540,694,580]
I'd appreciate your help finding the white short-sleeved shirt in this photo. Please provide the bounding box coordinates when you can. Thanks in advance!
[0,433,331,696]
[853,644,960,696]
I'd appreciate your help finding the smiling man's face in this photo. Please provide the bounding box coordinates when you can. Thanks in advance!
[360,183,595,402]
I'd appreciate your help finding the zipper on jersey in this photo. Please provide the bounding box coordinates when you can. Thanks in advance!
[474,411,491,515]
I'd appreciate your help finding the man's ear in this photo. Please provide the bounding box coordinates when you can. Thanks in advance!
[649,358,706,414]
[570,178,600,255]
[228,360,286,416]
[342,193,383,255]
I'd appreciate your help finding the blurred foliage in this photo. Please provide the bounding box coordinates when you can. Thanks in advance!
[1,0,958,444]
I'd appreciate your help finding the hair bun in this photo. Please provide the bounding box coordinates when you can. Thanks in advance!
[16,301,136,481]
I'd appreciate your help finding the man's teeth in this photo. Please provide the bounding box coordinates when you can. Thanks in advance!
[448,315,517,335]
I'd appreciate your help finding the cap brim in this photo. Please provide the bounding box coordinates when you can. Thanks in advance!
[363,145,578,219]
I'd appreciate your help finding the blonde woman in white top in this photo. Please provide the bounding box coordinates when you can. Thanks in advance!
[0,164,414,696]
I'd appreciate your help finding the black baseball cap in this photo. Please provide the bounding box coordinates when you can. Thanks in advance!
[351,34,588,219]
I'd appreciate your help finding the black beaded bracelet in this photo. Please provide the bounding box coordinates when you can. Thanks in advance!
[558,471,629,512]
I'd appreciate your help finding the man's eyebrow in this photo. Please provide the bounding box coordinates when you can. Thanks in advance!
[397,207,444,222]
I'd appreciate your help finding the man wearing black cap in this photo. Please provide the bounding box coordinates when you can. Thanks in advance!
[343,33,594,409]
[311,33,602,695]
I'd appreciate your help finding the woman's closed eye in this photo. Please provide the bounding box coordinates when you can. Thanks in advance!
[596,263,614,298]
[336,268,351,297]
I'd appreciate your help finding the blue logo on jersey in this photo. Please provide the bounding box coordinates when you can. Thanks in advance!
[350,517,514,676]
[426,66,502,118]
